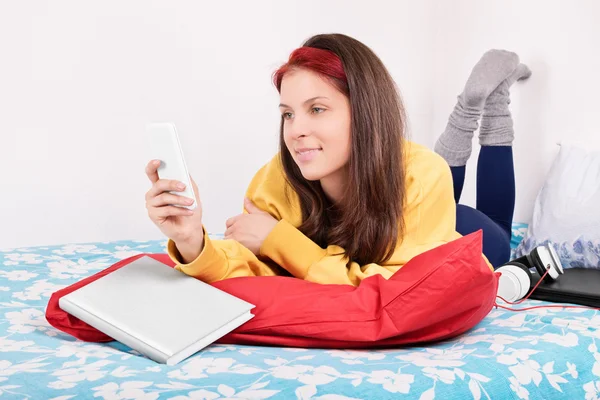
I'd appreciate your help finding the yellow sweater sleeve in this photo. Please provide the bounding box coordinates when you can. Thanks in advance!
[259,219,400,286]
[167,230,280,283]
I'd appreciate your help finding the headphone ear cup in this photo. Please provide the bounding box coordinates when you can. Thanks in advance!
[496,262,532,302]
[529,247,550,282]
[531,245,561,283]
[547,243,565,276]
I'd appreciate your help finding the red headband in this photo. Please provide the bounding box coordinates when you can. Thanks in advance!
[273,46,348,91]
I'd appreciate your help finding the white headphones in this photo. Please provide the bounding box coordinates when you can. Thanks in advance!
[496,243,564,302]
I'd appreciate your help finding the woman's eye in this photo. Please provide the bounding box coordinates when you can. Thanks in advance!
[282,112,293,120]
[311,107,324,114]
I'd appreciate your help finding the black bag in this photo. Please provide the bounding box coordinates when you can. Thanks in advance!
[529,268,600,308]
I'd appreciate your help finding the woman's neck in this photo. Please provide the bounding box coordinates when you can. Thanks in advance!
[320,168,349,205]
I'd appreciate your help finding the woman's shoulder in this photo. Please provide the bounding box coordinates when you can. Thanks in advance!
[405,140,448,168]
[247,154,289,198]
[404,140,452,180]
[245,154,302,225]
[403,140,453,206]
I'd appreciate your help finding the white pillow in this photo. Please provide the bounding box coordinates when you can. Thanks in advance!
[515,141,600,268]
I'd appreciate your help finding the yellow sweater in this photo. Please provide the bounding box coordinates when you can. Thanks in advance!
[167,141,493,286]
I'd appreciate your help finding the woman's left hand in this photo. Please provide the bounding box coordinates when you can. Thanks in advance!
[224,198,279,255]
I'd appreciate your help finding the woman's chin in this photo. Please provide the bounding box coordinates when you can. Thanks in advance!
[298,166,324,182]
[300,172,323,182]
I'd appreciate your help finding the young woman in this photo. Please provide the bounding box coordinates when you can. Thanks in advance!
[144,34,529,286]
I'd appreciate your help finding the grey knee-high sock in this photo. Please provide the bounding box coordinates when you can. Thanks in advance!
[435,50,519,166]
[479,64,532,146]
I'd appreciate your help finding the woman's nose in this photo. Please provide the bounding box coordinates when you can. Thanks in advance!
[288,116,311,139]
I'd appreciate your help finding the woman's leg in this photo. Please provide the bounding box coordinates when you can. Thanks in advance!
[452,148,514,267]
[438,50,519,203]
[450,166,466,204]
[436,53,531,267]
[456,204,510,267]
[475,63,531,238]
[475,146,514,239]
[435,50,519,169]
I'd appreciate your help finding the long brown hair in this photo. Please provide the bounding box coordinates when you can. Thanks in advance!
[273,33,407,265]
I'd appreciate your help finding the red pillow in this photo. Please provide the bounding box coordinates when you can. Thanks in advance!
[46,230,498,348]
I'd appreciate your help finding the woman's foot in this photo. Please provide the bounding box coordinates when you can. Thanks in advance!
[462,50,520,109]
[479,63,532,146]
[435,50,520,166]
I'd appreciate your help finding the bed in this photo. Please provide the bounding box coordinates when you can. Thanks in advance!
[1,223,598,399]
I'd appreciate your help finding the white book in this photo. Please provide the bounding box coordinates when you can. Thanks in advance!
[59,256,255,365]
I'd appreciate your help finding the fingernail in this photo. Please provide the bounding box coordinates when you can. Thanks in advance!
[153,160,160,165]
[177,183,186,190]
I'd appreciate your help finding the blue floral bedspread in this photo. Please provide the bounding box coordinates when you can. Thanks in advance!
[1,224,599,400]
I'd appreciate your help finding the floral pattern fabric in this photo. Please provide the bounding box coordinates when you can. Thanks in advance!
[0,225,599,399]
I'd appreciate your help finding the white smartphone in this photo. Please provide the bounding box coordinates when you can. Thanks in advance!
[146,122,197,210]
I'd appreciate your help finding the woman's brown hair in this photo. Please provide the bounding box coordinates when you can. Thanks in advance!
[273,33,407,265]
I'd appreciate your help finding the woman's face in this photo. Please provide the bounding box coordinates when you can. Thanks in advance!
[279,68,351,183]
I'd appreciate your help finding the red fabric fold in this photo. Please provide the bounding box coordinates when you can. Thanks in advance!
[46,231,498,348]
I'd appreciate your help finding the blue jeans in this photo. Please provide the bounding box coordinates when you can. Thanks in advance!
[452,146,514,268]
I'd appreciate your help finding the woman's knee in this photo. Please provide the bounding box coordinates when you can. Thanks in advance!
[456,204,510,268]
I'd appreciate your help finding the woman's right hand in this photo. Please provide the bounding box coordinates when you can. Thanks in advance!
[145,160,204,260]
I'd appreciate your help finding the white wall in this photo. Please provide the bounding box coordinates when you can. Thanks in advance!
[2,1,598,249]
[0,0,435,249]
